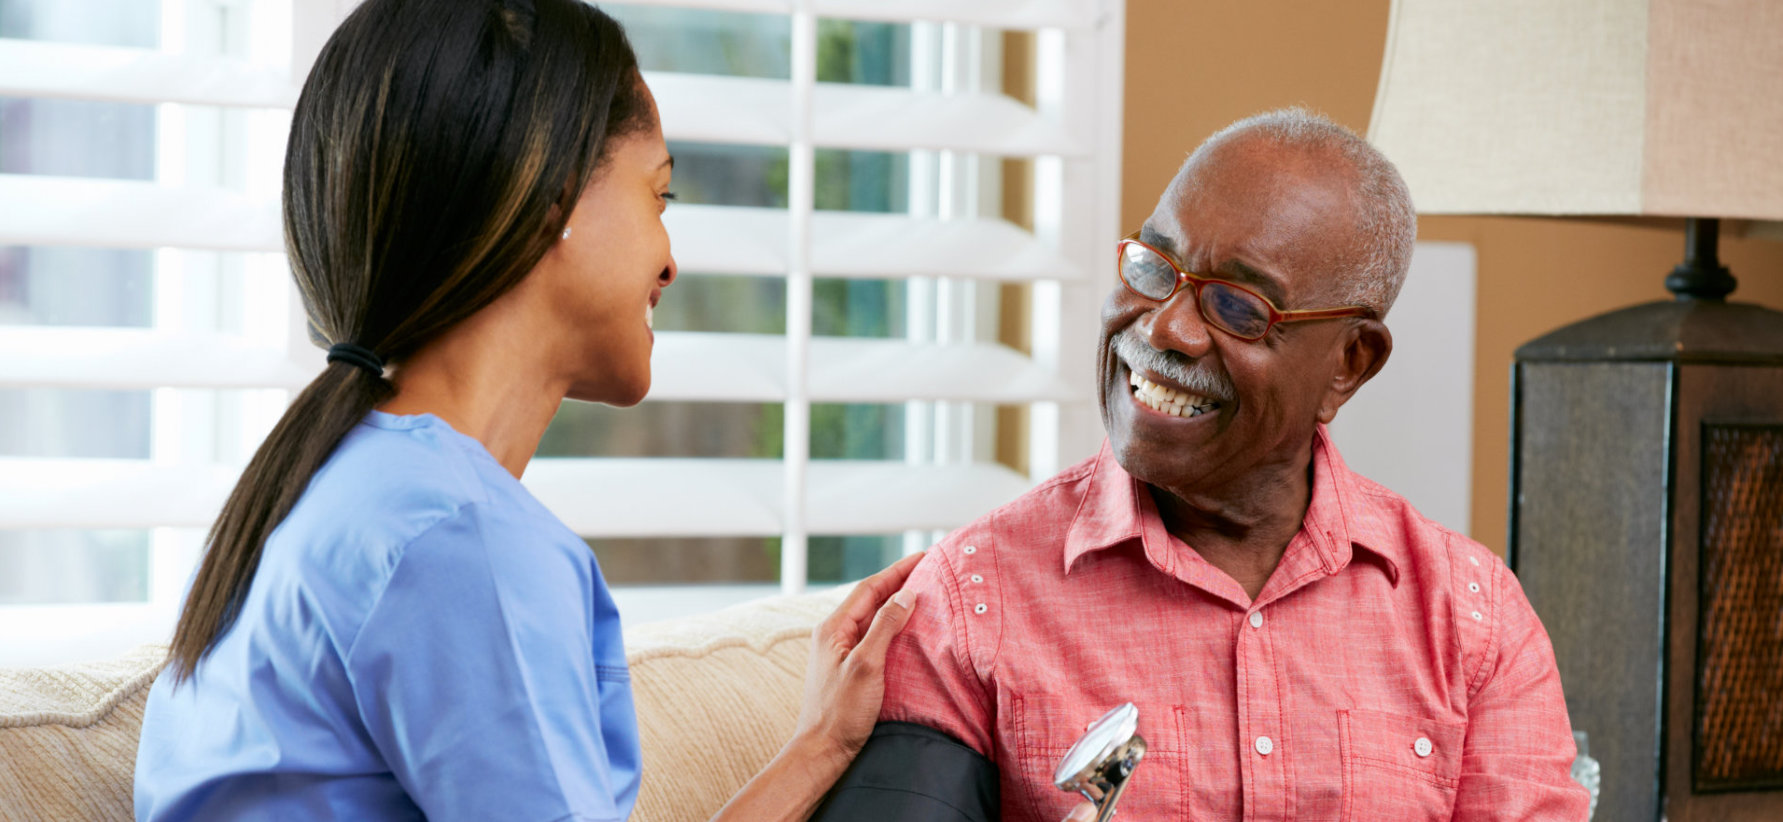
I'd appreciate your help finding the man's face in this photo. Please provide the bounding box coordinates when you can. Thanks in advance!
[1097,137,1369,497]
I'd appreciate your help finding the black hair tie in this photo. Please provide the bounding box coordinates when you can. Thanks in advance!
[326,343,386,376]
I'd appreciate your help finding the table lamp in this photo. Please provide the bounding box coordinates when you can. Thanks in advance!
[1368,2,1783,820]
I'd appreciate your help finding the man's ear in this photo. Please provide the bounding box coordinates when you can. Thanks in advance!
[1316,319,1391,424]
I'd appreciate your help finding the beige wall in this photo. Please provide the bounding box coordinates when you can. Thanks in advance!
[1122,0,1783,554]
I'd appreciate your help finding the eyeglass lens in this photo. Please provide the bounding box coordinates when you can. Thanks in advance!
[1120,242,1272,339]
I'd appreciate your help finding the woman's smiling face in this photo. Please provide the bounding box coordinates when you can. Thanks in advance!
[528,83,678,408]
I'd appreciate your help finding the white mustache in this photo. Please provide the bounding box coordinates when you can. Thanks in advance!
[1111,328,1235,403]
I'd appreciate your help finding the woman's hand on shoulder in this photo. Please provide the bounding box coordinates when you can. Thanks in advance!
[707,553,925,822]
[792,551,925,770]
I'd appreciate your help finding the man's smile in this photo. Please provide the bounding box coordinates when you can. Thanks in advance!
[1128,369,1221,418]
[1109,326,1234,421]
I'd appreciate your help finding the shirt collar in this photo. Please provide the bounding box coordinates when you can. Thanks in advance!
[1060,439,1146,575]
[1062,425,1401,587]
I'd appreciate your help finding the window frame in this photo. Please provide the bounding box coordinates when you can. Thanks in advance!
[0,0,1127,663]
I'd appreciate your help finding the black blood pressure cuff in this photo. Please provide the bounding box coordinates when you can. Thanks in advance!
[810,721,999,822]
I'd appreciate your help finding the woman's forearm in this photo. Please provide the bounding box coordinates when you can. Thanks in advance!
[708,731,854,822]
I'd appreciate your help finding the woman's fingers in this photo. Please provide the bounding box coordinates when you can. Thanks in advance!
[792,550,930,760]
[843,584,919,677]
[1062,802,1096,822]
[828,551,925,639]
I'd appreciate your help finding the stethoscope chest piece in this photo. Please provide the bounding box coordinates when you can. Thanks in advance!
[1053,702,1147,822]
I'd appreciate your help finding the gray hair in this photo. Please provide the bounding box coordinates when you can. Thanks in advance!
[1185,107,1417,317]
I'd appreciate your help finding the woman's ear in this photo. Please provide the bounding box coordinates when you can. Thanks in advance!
[1316,319,1392,425]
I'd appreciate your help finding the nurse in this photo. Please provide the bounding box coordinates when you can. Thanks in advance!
[133,1,920,819]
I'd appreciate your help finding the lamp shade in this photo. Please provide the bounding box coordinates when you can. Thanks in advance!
[1368,0,1783,220]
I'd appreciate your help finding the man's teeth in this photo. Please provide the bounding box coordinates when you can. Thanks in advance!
[1129,370,1219,418]
[646,303,654,330]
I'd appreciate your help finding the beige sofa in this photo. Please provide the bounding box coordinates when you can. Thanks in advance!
[0,590,842,822]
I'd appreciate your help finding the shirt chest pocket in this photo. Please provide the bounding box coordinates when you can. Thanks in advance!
[1011,696,1192,822]
[1338,709,1464,822]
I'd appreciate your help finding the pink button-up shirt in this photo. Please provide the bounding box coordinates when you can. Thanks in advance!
[880,427,1589,821]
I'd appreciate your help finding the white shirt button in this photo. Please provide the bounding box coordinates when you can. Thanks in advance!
[970,574,984,584]
[1255,736,1274,756]
[1471,610,1484,621]
[1469,555,1480,566]
[1248,612,1264,628]
[1414,737,1434,757]
[1468,582,1481,593]
[973,603,988,615]
[962,545,977,555]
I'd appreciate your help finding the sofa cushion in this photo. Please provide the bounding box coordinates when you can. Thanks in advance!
[0,589,842,822]
[0,643,166,822]
[626,588,844,822]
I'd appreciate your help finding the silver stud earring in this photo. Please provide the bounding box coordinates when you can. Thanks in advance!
[561,226,572,240]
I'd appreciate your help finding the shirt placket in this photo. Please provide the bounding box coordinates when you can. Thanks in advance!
[1236,600,1288,822]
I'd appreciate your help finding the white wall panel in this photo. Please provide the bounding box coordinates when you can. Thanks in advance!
[1327,241,1477,535]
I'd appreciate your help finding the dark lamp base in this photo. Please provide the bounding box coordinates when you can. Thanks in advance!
[1511,260,1783,821]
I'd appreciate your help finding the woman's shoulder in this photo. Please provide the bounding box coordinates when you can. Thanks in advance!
[253,412,595,639]
[316,411,515,511]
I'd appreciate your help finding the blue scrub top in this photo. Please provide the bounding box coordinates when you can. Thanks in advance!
[135,412,640,821]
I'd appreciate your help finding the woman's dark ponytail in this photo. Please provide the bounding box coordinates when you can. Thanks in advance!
[167,0,650,682]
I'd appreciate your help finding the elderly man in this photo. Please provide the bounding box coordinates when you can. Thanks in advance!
[818,109,1589,821]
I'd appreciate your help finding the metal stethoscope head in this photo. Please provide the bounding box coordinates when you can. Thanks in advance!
[1053,703,1147,822]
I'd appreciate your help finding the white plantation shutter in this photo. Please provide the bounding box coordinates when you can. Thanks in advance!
[0,0,1124,664]
[0,0,316,666]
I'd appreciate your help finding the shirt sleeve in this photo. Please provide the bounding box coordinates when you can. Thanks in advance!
[345,503,639,822]
[1453,560,1592,821]
[878,546,999,759]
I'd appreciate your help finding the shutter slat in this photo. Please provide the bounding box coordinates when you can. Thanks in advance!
[649,71,788,146]
[0,39,294,108]
[611,0,1097,29]
[812,81,1078,156]
[672,204,1078,282]
[0,178,1076,283]
[809,210,1079,282]
[813,0,1097,29]
[0,327,312,390]
[0,459,236,529]
[613,0,791,15]
[0,457,1031,536]
[649,331,787,401]
[807,337,1079,403]
[650,71,1080,157]
[604,334,1080,403]
[0,174,279,251]
[0,327,1077,404]
[805,460,1032,533]
[524,458,784,537]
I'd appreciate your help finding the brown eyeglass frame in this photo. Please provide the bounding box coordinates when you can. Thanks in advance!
[1116,233,1374,341]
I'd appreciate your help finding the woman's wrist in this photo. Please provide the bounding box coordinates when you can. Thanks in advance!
[708,728,860,822]
[783,726,859,782]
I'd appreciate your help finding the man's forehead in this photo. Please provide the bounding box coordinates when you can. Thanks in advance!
[1144,140,1357,305]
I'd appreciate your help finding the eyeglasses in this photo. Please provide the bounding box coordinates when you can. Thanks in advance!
[1116,234,1373,341]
